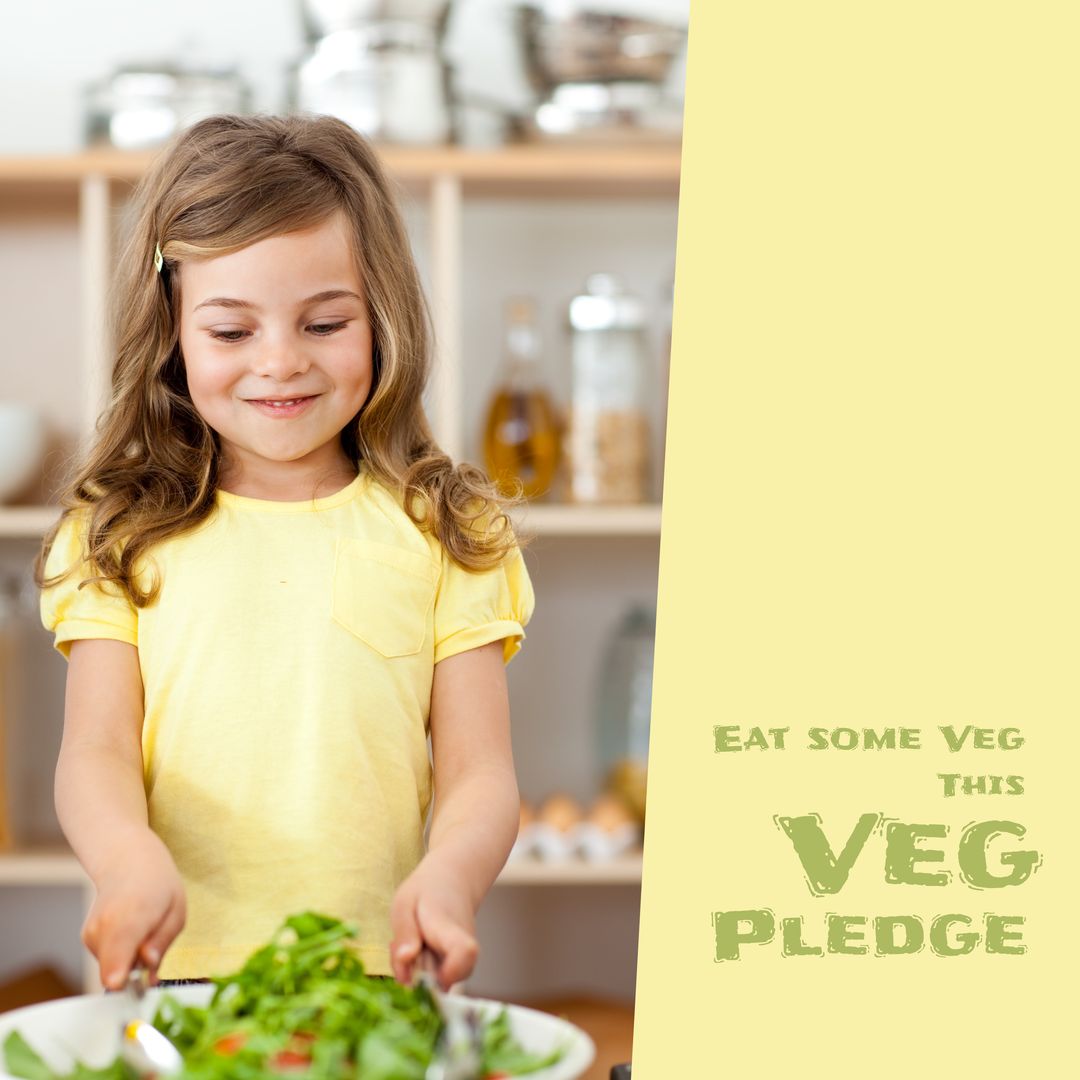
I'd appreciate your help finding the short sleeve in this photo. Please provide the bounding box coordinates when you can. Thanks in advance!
[433,542,535,666]
[39,510,139,660]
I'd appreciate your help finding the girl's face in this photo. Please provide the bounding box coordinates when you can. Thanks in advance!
[178,211,373,495]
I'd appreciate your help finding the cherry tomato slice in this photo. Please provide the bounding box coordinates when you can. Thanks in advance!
[214,1032,247,1056]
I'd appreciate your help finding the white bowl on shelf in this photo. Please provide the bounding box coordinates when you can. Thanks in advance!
[0,403,46,503]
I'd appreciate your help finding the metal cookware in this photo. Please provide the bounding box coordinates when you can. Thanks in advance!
[84,64,250,150]
[290,22,452,144]
[301,0,451,37]
[518,2,685,89]
[515,1,686,141]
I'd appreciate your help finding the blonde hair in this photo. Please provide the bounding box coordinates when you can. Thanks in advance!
[34,113,522,606]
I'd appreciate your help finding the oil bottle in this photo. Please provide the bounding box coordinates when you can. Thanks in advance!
[482,297,562,500]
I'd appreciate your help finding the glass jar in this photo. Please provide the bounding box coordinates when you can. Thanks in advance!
[565,274,651,503]
[595,604,656,823]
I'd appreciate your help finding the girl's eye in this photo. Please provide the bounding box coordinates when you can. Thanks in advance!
[207,322,348,343]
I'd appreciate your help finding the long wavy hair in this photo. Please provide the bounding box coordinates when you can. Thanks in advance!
[34,113,522,606]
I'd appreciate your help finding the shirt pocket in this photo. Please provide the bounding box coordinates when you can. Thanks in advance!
[331,537,439,658]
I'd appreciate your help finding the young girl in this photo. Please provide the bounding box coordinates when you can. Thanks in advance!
[34,113,532,993]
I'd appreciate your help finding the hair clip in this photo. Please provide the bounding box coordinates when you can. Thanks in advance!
[154,242,164,274]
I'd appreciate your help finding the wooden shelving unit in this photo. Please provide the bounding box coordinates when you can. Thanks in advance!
[0,140,675,997]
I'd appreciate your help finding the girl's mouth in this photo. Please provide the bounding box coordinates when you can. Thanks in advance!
[247,396,318,418]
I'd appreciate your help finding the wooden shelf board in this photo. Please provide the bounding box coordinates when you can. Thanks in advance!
[0,149,165,183]
[513,503,662,537]
[0,503,660,539]
[0,846,640,887]
[0,144,681,197]
[0,848,87,886]
[496,853,642,885]
[0,505,61,538]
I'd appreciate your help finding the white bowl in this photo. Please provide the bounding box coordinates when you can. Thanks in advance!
[0,983,596,1080]
[0,403,46,503]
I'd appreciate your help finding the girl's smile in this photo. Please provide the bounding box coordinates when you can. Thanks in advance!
[245,395,320,418]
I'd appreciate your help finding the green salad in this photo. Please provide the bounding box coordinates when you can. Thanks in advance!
[3,913,563,1080]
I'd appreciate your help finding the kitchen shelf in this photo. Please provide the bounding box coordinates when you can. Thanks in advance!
[0,506,59,539]
[496,854,642,886]
[0,503,662,540]
[0,133,673,1004]
[0,144,681,199]
[0,847,642,888]
[513,504,662,538]
[0,848,88,887]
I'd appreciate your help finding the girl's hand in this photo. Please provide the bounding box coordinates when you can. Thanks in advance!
[390,641,519,991]
[81,827,186,990]
[389,861,479,990]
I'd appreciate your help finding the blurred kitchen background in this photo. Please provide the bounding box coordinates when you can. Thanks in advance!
[0,0,684,1070]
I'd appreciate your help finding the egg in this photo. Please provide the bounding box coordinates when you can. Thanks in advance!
[538,793,584,833]
[587,793,636,834]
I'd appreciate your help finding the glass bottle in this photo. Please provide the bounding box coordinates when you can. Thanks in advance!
[565,274,651,503]
[482,297,562,501]
[595,604,656,823]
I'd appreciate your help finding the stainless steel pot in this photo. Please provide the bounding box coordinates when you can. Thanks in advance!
[83,64,251,150]
[291,23,451,144]
[517,2,686,91]
[301,0,451,36]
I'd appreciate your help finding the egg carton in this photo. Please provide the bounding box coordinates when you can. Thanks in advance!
[513,821,641,863]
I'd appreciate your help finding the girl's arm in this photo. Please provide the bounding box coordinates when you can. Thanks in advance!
[56,638,185,988]
[389,639,519,989]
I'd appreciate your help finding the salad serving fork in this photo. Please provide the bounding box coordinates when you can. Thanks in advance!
[417,950,485,1080]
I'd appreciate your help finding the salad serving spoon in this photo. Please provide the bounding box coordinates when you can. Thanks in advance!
[118,967,183,1077]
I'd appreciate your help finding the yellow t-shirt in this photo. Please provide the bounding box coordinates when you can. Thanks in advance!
[39,468,533,979]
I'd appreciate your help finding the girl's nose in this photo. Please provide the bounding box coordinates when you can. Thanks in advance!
[251,338,311,380]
